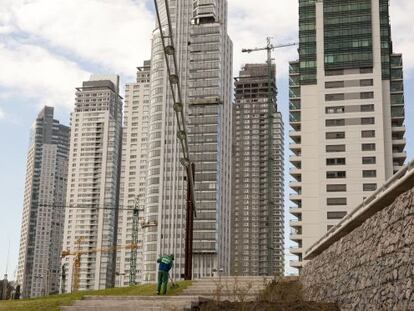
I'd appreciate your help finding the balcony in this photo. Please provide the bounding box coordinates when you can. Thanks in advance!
[290,232,303,242]
[289,180,302,190]
[289,154,302,167]
[289,130,302,138]
[289,143,301,152]
[289,194,302,204]
[289,63,300,75]
[289,247,304,255]
[393,151,407,159]
[289,207,302,217]
[392,138,406,146]
[289,112,301,123]
[289,219,303,228]
[289,101,301,111]
[290,167,302,175]
[393,165,404,173]
[392,125,406,133]
[289,260,303,268]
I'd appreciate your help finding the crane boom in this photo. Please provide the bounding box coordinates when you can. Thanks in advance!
[242,42,297,54]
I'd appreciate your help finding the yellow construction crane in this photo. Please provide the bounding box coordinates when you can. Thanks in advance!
[61,237,140,292]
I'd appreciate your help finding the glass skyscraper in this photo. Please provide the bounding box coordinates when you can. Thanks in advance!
[142,0,233,281]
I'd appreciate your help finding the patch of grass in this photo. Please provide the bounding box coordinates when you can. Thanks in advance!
[0,281,191,311]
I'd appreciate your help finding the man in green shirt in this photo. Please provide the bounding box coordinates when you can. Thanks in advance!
[156,254,174,295]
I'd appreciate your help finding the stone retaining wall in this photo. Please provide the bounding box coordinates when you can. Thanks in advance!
[301,188,414,310]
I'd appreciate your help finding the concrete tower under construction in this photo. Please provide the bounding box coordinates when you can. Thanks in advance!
[231,64,285,276]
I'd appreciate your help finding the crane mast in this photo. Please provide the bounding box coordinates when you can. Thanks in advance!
[129,196,143,286]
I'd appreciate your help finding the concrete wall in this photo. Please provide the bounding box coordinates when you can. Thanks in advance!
[301,187,414,310]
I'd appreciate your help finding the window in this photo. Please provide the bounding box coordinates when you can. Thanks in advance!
[362,157,376,164]
[326,69,344,76]
[363,183,377,191]
[360,79,374,86]
[327,211,347,219]
[327,198,347,206]
[362,143,376,151]
[326,106,345,114]
[361,117,375,125]
[361,104,374,112]
[360,92,374,99]
[326,158,346,165]
[361,130,375,138]
[326,145,346,152]
[326,93,345,101]
[326,119,345,127]
[363,170,377,178]
[360,68,373,74]
[326,184,347,192]
[326,171,346,179]
[325,81,344,88]
[326,132,345,139]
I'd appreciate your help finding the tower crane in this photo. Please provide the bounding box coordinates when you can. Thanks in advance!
[242,38,297,58]
[129,196,144,286]
[40,203,147,289]
[241,37,297,275]
[61,237,140,292]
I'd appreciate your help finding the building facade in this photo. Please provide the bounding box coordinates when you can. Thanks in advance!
[231,64,285,276]
[116,61,151,287]
[142,0,233,282]
[289,0,407,271]
[61,75,123,292]
[16,106,70,298]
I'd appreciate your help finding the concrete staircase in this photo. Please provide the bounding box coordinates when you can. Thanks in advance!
[60,296,207,311]
[60,276,273,310]
[180,276,273,302]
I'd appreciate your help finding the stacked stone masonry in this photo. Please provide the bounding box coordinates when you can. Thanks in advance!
[301,188,414,310]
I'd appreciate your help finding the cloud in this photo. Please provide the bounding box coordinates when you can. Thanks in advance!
[389,1,414,77]
[228,0,298,78]
[228,0,414,77]
[0,39,89,110]
[3,0,154,78]
[0,0,413,112]
[0,107,5,119]
[0,0,155,110]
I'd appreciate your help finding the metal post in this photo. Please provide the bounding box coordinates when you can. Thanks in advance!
[129,196,140,286]
[184,163,195,280]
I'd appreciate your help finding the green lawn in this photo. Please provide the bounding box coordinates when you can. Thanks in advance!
[0,281,192,311]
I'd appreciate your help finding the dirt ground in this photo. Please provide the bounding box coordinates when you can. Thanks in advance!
[197,278,339,311]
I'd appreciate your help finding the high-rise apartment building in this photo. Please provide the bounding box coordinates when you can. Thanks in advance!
[142,0,233,281]
[231,64,284,276]
[289,0,406,271]
[116,61,151,287]
[16,106,70,298]
[61,75,123,292]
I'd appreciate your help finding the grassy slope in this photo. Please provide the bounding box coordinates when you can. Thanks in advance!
[0,281,191,311]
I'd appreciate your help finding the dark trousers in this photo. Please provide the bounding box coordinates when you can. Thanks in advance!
[157,271,169,294]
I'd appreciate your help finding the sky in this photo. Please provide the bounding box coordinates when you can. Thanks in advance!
[0,0,413,278]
